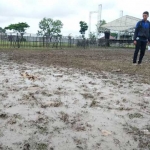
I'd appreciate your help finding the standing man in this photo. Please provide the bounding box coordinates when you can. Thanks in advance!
[133,11,150,65]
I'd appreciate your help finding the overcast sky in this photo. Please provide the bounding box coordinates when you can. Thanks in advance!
[0,0,150,36]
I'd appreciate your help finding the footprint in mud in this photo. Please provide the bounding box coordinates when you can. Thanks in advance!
[40,100,63,108]
[23,143,30,150]
[81,93,94,99]
[73,123,86,132]
[0,92,8,98]
[129,113,143,119]
[73,137,87,150]
[0,112,8,119]
[7,117,17,125]
[89,81,97,85]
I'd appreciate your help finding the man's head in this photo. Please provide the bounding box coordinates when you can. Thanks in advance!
[143,11,149,21]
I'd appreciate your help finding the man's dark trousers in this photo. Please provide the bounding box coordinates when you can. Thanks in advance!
[133,40,147,64]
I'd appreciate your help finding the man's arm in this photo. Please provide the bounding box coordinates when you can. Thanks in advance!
[134,22,140,41]
[148,22,150,43]
[148,36,150,43]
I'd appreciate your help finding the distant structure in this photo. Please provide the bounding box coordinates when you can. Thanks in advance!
[118,10,123,39]
[120,10,123,18]
[88,4,102,38]
[101,15,140,40]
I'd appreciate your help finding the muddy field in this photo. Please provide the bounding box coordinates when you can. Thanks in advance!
[0,48,150,150]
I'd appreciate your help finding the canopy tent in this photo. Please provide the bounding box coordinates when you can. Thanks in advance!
[101,15,141,32]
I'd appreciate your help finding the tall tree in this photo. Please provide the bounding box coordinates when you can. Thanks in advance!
[100,20,107,26]
[89,32,96,39]
[5,22,30,36]
[79,21,88,38]
[97,20,107,34]
[37,18,63,38]
[89,32,96,44]
[0,27,6,33]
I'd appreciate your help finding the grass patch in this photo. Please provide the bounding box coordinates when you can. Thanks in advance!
[129,113,143,119]
[36,143,48,150]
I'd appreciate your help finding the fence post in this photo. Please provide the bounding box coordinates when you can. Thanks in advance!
[60,36,62,48]
[43,36,44,47]
[73,38,74,47]
[17,33,20,48]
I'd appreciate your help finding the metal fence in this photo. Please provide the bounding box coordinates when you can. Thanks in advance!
[0,33,134,49]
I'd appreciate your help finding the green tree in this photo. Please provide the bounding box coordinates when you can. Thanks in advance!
[37,18,63,38]
[89,32,96,44]
[79,21,88,38]
[5,22,30,35]
[100,20,107,26]
[89,32,96,40]
[0,27,6,33]
[97,20,107,34]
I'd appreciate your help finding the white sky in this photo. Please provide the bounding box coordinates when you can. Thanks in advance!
[0,0,150,36]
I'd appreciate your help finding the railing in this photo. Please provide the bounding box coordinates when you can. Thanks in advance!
[98,39,134,47]
[0,33,134,49]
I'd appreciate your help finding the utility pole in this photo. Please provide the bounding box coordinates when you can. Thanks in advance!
[118,10,123,40]
[89,11,97,37]
[97,4,102,38]
[88,4,102,38]
[120,10,123,18]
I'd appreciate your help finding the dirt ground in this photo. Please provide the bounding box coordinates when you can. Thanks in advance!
[3,48,150,83]
[0,48,150,150]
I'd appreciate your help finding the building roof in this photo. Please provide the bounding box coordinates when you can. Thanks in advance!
[101,15,141,32]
